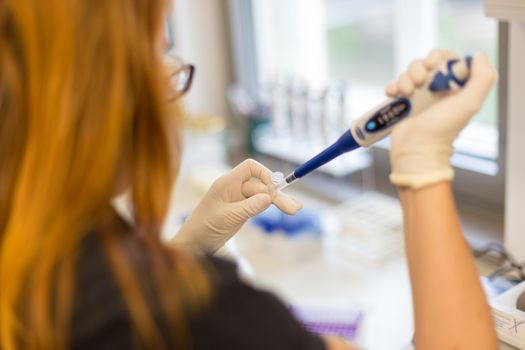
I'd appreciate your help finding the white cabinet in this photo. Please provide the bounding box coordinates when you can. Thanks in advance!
[486,0,525,21]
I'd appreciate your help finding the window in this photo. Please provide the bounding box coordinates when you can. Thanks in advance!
[229,0,505,207]
[326,0,395,86]
[251,0,499,170]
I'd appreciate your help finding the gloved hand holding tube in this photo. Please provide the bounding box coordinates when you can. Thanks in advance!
[172,159,302,253]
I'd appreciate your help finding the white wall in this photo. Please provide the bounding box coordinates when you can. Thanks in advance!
[172,0,233,117]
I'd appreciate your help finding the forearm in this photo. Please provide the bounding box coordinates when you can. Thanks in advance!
[400,182,497,350]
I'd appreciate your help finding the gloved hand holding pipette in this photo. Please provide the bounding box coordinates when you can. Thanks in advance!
[274,50,491,191]
[387,50,497,189]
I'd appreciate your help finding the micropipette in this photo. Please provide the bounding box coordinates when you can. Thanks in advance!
[276,56,473,191]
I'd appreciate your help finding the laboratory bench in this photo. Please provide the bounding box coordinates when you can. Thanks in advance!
[159,133,513,349]
[231,188,512,350]
[163,173,511,349]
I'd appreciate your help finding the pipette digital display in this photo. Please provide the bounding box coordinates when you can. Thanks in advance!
[276,56,473,191]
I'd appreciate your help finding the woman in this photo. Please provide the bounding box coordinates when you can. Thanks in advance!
[0,1,498,350]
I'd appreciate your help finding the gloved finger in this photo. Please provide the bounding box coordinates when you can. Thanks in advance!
[398,72,416,97]
[408,59,428,87]
[458,52,498,107]
[385,81,399,97]
[415,52,497,128]
[231,159,273,186]
[418,54,497,129]
[424,49,458,70]
[272,192,303,215]
[430,52,497,123]
[237,193,272,219]
[242,178,267,197]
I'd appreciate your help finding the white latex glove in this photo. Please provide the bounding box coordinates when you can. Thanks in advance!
[172,159,302,253]
[386,50,498,189]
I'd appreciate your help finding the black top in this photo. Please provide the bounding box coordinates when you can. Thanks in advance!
[70,235,326,350]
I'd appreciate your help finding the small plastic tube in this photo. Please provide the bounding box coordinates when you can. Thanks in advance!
[272,172,297,191]
[271,172,285,186]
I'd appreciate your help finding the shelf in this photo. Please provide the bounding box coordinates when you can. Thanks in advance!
[486,0,525,21]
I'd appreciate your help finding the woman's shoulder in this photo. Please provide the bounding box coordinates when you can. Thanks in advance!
[190,255,326,350]
[71,234,325,350]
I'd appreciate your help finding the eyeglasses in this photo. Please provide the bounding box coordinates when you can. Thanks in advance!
[166,55,195,102]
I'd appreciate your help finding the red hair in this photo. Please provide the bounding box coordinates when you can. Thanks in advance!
[0,1,208,349]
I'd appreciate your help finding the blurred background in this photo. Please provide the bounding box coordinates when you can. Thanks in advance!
[162,1,517,349]
[169,0,501,202]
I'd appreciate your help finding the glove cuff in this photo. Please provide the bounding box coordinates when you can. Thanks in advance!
[390,167,454,189]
